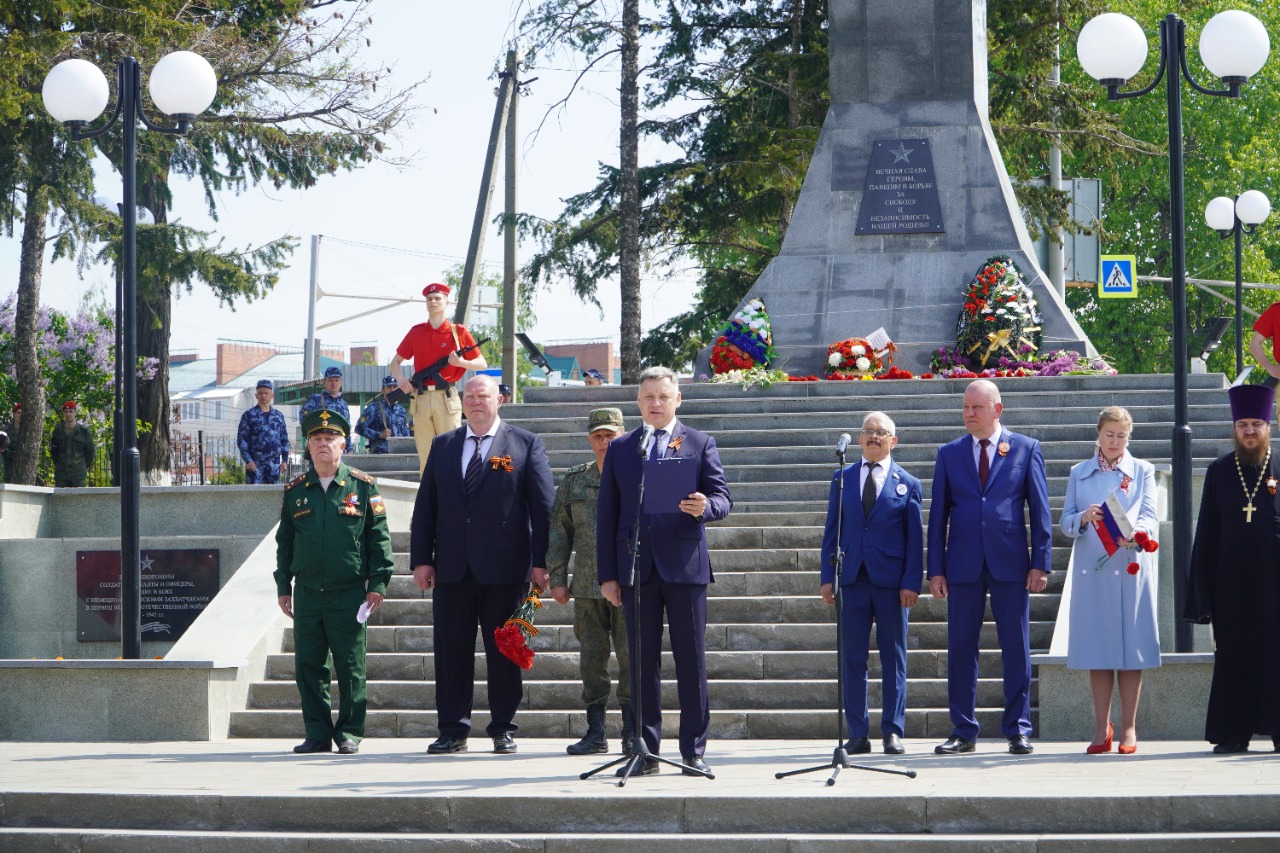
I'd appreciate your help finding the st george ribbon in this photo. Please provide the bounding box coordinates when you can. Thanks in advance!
[855,139,944,235]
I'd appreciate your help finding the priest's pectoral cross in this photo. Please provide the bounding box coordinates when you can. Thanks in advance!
[1244,503,1256,523]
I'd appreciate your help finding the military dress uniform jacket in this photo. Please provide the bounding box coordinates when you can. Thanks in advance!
[274,462,394,598]
[547,461,604,598]
[50,423,95,486]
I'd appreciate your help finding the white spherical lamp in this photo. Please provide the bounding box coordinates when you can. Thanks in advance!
[1235,189,1271,227]
[148,51,217,117]
[1205,196,1236,232]
[1200,10,1270,82]
[1078,13,1149,83]
[42,59,110,124]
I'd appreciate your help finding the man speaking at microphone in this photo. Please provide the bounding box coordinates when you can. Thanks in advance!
[597,366,732,776]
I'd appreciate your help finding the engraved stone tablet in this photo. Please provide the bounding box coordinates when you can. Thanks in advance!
[855,139,944,235]
[76,549,220,642]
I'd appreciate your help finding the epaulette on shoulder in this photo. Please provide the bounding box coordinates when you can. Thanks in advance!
[284,473,306,489]
[348,467,375,484]
[566,461,593,475]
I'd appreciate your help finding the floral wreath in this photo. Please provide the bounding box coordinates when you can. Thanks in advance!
[825,337,882,378]
[955,256,1043,367]
[711,298,778,374]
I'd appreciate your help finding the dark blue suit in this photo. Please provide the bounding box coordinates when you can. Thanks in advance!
[597,421,731,758]
[821,458,923,739]
[927,427,1051,740]
[410,420,555,738]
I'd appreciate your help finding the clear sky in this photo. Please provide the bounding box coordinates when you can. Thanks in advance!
[0,2,698,365]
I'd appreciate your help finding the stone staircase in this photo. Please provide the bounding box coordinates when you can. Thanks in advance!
[230,373,1234,743]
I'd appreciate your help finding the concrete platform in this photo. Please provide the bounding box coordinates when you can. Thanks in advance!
[2,738,1278,851]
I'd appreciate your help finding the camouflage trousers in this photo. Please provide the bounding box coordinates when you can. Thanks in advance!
[574,597,630,707]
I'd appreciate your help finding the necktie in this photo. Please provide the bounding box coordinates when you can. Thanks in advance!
[649,429,666,461]
[978,438,991,490]
[464,435,484,494]
[862,462,878,517]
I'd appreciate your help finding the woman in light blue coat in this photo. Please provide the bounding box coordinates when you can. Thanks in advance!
[1060,406,1161,755]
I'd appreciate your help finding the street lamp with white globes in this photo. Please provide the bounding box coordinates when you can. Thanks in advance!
[1077,9,1270,653]
[42,53,217,659]
[1205,190,1271,376]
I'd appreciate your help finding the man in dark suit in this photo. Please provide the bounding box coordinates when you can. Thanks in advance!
[597,366,732,776]
[410,374,555,755]
[820,411,923,755]
[928,379,1051,755]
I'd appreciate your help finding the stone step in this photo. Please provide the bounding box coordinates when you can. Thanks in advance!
[244,676,1028,712]
[292,620,1055,654]
[263,649,1011,682]
[367,591,1064,626]
[228,706,1029,740]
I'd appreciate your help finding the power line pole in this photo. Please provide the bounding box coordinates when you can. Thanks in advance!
[305,234,321,379]
[454,59,517,327]
[502,48,519,397]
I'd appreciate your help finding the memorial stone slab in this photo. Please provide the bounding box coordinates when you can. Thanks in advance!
[697,0,1091,376]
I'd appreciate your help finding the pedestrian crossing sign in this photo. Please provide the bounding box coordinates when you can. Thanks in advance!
[1099,255,1137,299]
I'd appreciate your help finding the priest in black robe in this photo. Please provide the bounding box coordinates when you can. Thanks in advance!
[1185,383,1280,754]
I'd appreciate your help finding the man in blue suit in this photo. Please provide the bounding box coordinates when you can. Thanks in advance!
[928,379,1051,755]
[410,374,555,756]
[597,366,732,776]
[820,411,923,755]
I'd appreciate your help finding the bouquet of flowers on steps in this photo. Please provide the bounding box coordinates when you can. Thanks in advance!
[494,584,544,670]
[711,298,778,374]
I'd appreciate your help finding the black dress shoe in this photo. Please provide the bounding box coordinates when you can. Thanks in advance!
[336,738,359,755]
[427,735,468,754]
[934,736,975,755]
[682,754,713,777]
[1213,739,1249,754]
[292,738,332,754]
[615,756,659,776]
[492,733,517,754]
[1008,735,1033,755]
[843,737,871,755]
[883,734,905,755]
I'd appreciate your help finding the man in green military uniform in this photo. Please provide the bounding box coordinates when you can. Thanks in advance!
[275,407,394,755]
[547,407,633,755]
[50,401,95,487]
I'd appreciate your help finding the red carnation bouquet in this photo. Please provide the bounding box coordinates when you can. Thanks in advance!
[494,584,544,669]
[1126,531,1159,575]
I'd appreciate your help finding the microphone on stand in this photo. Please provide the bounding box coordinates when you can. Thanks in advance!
[835,433,852,456]
[638,423,656,458]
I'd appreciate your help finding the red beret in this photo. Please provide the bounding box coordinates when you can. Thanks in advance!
[62,401,76,410]
[422,282,451,298]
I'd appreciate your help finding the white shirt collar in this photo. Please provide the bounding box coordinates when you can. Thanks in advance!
[466,417,502,441]
[971,422,1002,446]
[861,454,892,469]
[653,417,678,434]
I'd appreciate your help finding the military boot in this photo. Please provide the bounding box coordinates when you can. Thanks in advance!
[619,702,636,755]
[566,705,608,755]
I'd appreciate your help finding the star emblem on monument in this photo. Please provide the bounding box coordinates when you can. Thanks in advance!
[889,142,915,164]
[140,555,155,572]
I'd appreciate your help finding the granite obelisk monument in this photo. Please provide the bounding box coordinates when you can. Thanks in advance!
[698,0,1090,374]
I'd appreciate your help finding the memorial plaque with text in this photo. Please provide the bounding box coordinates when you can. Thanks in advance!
[854,139,944,235]
[76,549,220,642]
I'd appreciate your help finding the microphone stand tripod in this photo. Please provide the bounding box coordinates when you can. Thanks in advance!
[581,432,713,786]
[776,440,917,786]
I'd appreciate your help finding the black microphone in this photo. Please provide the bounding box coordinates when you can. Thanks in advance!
[835,433,852,455]
[638,423,655,457]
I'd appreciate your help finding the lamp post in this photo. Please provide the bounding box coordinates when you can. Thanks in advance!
[43,53,216,659]
[1205,190,1271,375]
[1077,10,1270,653]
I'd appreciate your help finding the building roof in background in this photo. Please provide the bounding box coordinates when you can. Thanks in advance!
[168,359,219,393]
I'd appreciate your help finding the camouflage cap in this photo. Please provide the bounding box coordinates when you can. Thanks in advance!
[587,407,625,434]
[302,407,350,438]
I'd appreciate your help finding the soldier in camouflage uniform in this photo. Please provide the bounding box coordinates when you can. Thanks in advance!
[355,375,410,454]
[275,407,394,755]
[547,407,633,755]
[50,401,95,488]
[238,379,291,484]
[300,366,352,452]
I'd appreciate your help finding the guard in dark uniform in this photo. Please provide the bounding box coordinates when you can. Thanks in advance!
[238,379,291,484]
[300,366,352,451]
[355,375,410,454]
[274,408,394,754]
[50,400,95,488]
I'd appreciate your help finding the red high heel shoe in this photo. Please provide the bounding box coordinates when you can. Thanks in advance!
[1086,722,1114,754]
[1118,740,1138,755]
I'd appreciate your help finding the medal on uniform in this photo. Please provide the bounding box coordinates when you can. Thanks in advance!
[339,492,362,516]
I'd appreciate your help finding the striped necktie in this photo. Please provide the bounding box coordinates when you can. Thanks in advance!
[649,429,666,461]
[464,435,484,494]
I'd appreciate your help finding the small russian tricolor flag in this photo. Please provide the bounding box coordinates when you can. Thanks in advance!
[1092,490,1135,568]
